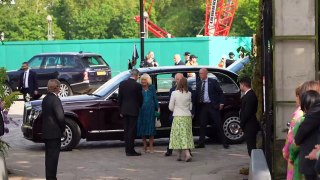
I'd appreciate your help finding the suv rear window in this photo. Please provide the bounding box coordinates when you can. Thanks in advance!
[82,56,108,68]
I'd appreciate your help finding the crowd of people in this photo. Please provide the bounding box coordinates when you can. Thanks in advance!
[282,81,320,180]
[118,67,262,169]
[118,68,230,161]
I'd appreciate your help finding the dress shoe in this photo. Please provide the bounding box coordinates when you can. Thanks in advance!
[195,144,205,148]
[223,144,229,149]
[126,151,141,156]
[165,151,172,156]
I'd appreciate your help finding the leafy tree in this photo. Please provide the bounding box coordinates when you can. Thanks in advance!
[229,0,259,36]
[0,0,64,41]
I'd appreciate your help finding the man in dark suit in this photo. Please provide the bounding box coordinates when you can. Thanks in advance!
[195,68,228,149]
[41,79,65,180]
[239,76,260,156]
[19,62,39,101]
[119,69,143,156]
[173,54,185,66]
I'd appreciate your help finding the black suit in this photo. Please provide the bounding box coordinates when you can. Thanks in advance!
[195,78,226,146]
[19,70,39,101]
[295,104,320,179]
[41,92,65,180]
[175,60,185,66]
[240,89,260,156]
[119,78,143,154]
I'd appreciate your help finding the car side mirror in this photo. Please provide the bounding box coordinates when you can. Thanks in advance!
[109,93,118,102]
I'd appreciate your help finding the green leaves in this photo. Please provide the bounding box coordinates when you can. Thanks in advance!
[0,0,259,40]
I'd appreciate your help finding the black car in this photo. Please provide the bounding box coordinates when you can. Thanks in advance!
[5,52,111,97]
[22,66,244,150]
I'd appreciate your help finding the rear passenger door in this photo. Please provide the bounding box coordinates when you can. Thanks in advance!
[154,73,175,128]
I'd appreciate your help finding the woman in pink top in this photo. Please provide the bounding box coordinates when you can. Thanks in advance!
[282,85,303,180]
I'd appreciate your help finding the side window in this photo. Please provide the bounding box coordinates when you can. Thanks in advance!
[44,56,60,68]
[212,72,240,93]
[82,56,107,67]
[63,56,82,68]
[156,74,174,93]
[28,56,44,69]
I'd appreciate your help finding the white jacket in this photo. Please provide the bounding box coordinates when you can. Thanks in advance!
[169,90,192,116]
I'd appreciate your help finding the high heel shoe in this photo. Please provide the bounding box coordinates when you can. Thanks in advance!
[177,150,182,161]
[185,155,192,162]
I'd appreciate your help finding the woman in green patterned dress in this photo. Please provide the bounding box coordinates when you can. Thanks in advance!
[168,77,194,162]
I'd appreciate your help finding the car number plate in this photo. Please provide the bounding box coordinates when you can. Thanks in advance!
[97,71,106,76]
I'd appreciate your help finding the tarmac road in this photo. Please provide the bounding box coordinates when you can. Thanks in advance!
[4,100,249,180]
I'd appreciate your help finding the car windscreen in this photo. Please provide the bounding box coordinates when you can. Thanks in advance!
[82,56,109,68]
[92,71,130,97]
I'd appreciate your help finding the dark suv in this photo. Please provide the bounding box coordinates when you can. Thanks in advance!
[5,52,111,97]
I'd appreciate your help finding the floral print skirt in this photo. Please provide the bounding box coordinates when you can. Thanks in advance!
[169,116,194,149]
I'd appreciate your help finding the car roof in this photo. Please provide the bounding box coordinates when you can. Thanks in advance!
[136,66,238,80]
[36,52,101,56]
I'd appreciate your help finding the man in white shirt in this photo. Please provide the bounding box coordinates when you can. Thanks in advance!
[19,62,39,101]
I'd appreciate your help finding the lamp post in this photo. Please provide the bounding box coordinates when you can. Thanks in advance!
[143,11,149,38]
[139,0,145,68]
[46,15,53,40]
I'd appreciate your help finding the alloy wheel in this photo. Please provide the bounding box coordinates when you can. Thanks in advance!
[59,83,69,97]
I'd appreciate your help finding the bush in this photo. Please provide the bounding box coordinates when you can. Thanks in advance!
[0,67,18,154]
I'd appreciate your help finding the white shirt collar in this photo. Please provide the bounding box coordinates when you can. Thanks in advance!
[244,88,251,95]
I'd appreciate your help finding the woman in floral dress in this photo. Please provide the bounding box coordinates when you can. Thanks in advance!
[168,77,194,162]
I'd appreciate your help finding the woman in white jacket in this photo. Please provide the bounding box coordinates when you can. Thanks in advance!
[168,77,194,162]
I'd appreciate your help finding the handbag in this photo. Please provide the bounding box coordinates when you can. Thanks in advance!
[155,111,161,128]
[155,117,161,128]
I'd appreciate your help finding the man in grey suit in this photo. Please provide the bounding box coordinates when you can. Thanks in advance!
[42,79,65,180]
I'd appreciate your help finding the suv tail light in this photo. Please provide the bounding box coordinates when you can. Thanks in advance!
[83,71,89,81]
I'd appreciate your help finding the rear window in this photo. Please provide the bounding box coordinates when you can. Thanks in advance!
[82,56,108,68]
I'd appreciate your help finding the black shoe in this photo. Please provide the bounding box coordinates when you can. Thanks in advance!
[195,144,205,148]
[165,150,172,156]
[223,144,229,149]
[126,151,141,156]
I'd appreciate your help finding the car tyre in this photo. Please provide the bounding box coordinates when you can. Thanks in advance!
[222,111,244,144]
[61,118,81,151]
[3,83,12,96]
[59,81,73,97]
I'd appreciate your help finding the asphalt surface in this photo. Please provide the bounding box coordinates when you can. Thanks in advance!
[4,100,249,180]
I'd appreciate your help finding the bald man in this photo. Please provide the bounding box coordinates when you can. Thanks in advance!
[173,54,185,66]
[42,79,65,180]
[195,68,228,149]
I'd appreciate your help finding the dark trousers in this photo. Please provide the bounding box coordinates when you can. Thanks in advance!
[244,125,258,156]
[45,138,61,180]
[304,174,318,180]
[198,103,226,145]
[123,115,138,153]
[21,88,32,102]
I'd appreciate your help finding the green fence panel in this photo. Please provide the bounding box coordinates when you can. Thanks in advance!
[0,37,251,76]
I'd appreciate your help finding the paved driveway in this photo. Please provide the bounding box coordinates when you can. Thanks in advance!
[4,100,249,180]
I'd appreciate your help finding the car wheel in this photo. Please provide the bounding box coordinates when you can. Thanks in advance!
[61,118,81,151]
[3,83,12,96]
[59,82,73,97]
[222,111,244,144]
